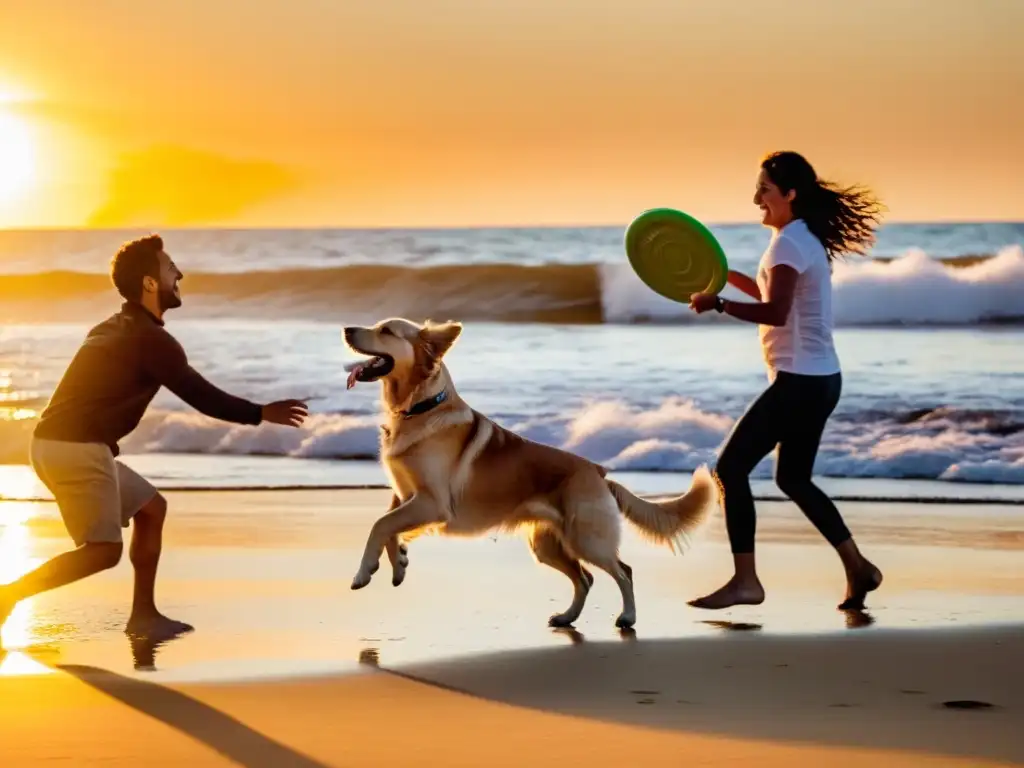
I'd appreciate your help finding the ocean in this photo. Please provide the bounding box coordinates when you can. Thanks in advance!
[0,222,1022,500]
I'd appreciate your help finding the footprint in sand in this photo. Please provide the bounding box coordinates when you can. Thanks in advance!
[941,700,997,710]
[631,689,660,705]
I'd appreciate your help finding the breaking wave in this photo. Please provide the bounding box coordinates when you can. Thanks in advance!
[0,247,1021,326]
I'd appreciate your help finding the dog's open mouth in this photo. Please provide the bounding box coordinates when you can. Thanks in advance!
[345,354,395,389]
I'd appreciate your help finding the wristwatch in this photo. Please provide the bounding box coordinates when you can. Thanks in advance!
[714,296,726,313]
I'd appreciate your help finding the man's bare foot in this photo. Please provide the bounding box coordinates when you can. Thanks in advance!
[839,562,883,610]
[125,612,194,642]
[688,577,765,610]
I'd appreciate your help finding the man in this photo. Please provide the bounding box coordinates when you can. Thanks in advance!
[0,234,308,642]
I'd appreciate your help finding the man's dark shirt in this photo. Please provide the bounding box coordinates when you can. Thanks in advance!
[34,302,262,455]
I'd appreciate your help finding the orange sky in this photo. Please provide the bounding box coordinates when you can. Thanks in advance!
[0,0,1021,228]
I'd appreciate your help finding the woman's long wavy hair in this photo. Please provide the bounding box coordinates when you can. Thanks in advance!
[761,151,885,262]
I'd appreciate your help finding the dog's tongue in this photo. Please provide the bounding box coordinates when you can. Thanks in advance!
[346,362,366,390]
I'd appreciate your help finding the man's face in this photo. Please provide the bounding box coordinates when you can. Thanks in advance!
[154,250,183,311]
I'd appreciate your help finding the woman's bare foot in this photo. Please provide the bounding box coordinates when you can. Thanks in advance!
[125,612,194,642]
[688,576,765,610]
[838,562,883,610]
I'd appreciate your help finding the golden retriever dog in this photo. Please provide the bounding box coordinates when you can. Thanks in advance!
[342,317,716,628]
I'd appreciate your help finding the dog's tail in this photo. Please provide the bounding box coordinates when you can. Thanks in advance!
[606,465,718,554]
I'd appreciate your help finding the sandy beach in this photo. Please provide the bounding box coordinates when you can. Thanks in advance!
[2,486,1022,766]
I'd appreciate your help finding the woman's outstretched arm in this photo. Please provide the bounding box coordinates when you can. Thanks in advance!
[690,265,798,327]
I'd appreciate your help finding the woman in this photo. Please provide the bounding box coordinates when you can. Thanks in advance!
[688,150,884,611]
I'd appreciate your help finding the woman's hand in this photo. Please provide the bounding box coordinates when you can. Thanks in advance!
[689,292,719,314]
[702,265,797,327]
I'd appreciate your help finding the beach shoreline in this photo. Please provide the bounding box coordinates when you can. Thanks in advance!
[2,456,1024,503]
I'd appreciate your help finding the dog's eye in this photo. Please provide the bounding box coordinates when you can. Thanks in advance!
[379,327,393,336]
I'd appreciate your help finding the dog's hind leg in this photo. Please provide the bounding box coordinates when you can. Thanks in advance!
[529,526,593,628]
[585,554,636,629]
[571,495,637,629]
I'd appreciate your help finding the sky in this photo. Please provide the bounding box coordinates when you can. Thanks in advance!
[0,0,1021,228]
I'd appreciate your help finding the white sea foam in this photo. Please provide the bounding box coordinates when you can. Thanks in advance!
[600,246,1024,326]
[19,399,995,486]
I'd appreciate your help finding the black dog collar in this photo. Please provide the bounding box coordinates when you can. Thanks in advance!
[400,389,449,419]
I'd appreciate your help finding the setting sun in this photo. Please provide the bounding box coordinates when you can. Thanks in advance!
[0,107,37,207]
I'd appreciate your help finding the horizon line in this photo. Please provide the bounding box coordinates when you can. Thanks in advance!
[2,218,1023,234]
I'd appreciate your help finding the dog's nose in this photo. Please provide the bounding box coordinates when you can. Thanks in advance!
[343,327,357,342]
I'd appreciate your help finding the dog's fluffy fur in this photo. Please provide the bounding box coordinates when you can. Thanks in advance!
[343,317,717,628]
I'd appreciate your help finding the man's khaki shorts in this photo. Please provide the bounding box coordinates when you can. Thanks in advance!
[30,437,159,546]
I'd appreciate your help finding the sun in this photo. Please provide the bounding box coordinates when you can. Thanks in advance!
[0,105,37,207]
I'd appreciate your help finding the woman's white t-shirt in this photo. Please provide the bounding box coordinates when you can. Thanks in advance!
[755,218,841,380]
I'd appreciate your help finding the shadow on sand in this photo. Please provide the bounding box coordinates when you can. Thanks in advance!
[361,623,1023,766]
[0,634,326,767]
[12,633,333,768]
[56,661,332,768]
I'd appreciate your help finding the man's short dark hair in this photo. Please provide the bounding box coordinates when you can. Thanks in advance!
[110,234,164,302]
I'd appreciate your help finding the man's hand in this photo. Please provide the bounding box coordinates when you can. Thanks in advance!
[261,399,309,427]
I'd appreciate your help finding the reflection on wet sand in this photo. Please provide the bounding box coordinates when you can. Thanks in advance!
[129,632,192,672]
[701,620,764,632]
[843,609,876,629]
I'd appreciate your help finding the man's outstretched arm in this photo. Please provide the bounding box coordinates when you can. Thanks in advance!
[142,331,307,427]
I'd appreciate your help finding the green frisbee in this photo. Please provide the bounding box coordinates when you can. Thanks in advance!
[624,208,728,304]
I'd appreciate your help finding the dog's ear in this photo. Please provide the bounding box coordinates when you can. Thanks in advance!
[419,321,463,363]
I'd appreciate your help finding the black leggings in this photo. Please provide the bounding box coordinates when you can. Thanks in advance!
[715,371,851,554]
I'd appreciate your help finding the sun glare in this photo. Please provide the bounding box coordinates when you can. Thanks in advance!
[0,466,58,676]
[0,106,38,207]
[0,498,54,676]
[0,502,38,651]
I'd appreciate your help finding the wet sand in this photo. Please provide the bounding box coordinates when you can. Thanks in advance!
[1,487,1022,766]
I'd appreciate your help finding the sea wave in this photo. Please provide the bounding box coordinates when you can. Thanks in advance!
[601,246,1024,326]
[0,247,1021,326]
[2,398,1021,484]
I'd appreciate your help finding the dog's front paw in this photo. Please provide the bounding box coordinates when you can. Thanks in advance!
[389,541,409,586]
[351,569,374,590]
[391,563,407,587]
[614,612,636,629]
